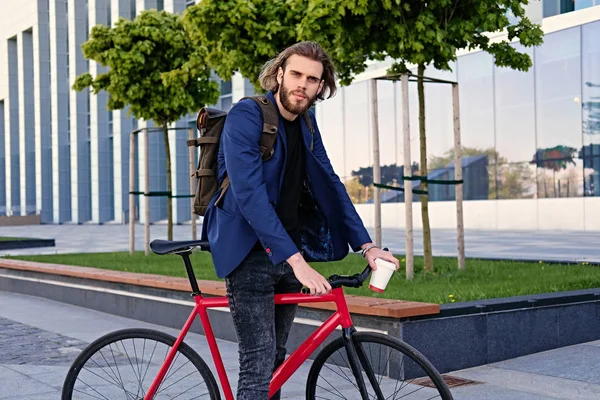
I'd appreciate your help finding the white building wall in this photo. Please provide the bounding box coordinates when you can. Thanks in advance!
[111,0,135,224]
[33,0,53,223]
[18,30,36,216]
[69,0,91,223]
[89,0,112,223]
[6,36,19,216]
[49,0,71,223]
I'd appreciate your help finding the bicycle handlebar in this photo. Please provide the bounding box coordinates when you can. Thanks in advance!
[300,247,389,294]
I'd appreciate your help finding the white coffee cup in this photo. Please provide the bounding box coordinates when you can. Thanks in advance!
[369,258,396,293]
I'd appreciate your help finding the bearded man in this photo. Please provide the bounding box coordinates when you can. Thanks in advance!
[201,41,399,400]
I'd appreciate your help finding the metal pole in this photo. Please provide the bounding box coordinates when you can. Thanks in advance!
[189,128,197,240]
[370,79,382,248]
[452,83,465,270]
[402,74,414,280]
[144,128,150,256]
[129,132,136,254]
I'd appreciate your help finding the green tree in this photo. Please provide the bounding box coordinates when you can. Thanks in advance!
[299,0,544,272]
[72,10,219,241]
[183,0,305,90]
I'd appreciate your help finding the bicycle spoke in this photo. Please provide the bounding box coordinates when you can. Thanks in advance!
[323,355,360,392]
[95,348,125,387]
[162,359,192,386]
[131,338,144,399]
[140,339,160,387]
[119,339,143,388]
[87,355,124,388]
[156,368,202,395]
[73,385,110,400]
[82,365,127,390]
[188,393,212,400]
[316,374,350,400]
[108,343,129,397]
[169,381,205,400]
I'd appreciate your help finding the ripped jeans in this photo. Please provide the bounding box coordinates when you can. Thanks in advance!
[225,250,303,400]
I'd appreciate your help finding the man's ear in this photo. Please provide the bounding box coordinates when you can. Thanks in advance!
[277,67,284,85]
[317,80,324,96]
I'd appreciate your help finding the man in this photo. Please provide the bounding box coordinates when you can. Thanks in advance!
[202,41,399,400]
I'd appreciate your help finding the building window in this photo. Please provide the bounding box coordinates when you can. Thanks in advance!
[185,0,196,8]
[107,0,112,26]
[108,110,113,137]
[218,79,233,110]
[130,0,136,19]
[157,0,164,11]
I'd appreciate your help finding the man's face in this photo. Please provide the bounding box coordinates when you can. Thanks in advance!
[277,54,324,115]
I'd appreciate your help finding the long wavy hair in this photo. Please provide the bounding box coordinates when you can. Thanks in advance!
[259,42,337,101]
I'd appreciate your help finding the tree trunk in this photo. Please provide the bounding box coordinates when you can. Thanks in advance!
[418,64,434,272]
[163,126,173,241]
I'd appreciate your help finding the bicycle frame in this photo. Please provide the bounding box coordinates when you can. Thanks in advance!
[144,286,354,400]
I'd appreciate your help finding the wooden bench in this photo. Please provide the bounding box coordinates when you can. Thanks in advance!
[0,258,439,319]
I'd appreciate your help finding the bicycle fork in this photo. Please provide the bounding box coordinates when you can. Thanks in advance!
[342,327,386,400]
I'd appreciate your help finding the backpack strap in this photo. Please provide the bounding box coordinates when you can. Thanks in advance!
[241,95,279,161]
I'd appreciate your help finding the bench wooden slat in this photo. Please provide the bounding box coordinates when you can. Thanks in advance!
[0,258,439,318]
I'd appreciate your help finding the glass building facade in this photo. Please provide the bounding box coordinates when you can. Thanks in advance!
[315,6,600,230]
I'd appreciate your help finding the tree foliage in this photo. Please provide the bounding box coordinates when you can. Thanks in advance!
[73,9,219,125]
[299,0,544,82]
[73,10,219,242]
[183,0,305,89]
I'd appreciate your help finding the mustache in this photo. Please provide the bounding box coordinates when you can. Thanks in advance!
[289,89,307,98]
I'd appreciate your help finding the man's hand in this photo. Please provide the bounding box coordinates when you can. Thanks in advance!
[361,244,400,271]
[287,253,332,296]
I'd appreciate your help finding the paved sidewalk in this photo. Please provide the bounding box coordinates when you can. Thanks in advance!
[1,224,599,262]
[1,290,599,399]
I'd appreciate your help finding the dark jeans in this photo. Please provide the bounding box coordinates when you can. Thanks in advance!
[225,250,302,400]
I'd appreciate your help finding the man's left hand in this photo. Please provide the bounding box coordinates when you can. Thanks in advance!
[363,246,400,271]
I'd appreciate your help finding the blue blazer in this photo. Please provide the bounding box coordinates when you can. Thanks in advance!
[201,91,372,279]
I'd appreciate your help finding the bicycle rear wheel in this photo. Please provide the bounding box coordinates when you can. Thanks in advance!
[62,328,220,400]
[306,331,453,400]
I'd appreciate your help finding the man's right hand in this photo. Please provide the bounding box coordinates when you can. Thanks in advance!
[287,253,332,296]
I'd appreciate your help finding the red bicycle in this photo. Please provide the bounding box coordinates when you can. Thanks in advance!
[62,239,453,400]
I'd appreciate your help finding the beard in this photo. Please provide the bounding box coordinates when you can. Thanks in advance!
[279,78,318,115]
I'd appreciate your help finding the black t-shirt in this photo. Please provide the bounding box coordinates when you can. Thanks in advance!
[276,116,305,248]
[253,116,305,251]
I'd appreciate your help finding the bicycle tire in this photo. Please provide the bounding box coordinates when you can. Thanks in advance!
[306,331,453,400]
[62,328,221,400]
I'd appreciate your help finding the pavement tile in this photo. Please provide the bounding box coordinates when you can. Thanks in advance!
[0,366,56,399]
[492,344,600,385]
[0,391,60,400]
[450,383,565,400]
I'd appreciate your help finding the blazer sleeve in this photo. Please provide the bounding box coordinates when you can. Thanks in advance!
[221,100,299,265]
[309,113,372,251]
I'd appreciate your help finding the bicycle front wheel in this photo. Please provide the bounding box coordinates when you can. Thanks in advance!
[62,328,221,400]
[306,331,453,400]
